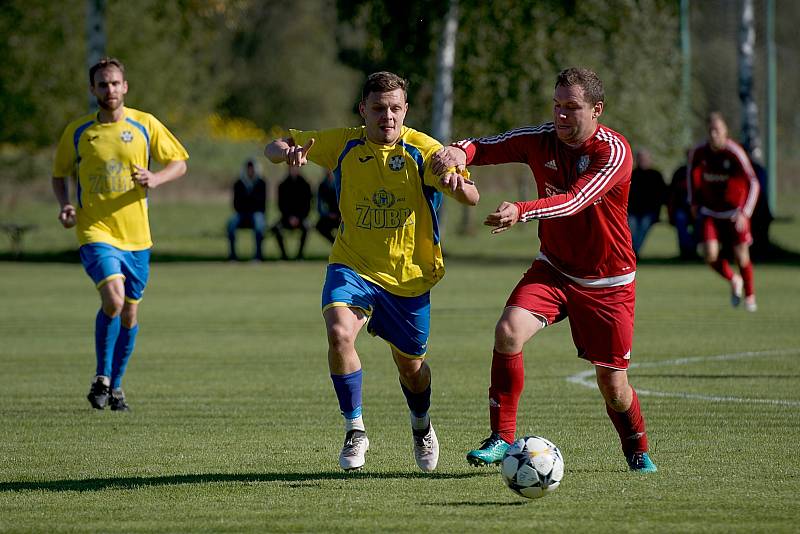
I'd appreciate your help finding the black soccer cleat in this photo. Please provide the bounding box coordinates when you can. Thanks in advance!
[109,388,130,412]
[87,377,110,410]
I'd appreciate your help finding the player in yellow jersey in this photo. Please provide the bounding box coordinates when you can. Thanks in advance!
[52,58,188,411]
[265,71,479,472]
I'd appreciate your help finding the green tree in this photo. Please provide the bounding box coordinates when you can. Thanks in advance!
[219,0,361,132]
[0,1,86,146]
[335,0,683,168]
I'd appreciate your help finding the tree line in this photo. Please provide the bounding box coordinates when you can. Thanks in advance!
[2,0,796,187]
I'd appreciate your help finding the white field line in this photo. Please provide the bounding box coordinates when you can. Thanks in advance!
[565,349,800,407]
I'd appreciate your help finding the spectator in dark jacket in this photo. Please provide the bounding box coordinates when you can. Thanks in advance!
[315,170,340,244]
[272,166,312,260]
[666,154,698,260]
[227,158,267,261]
[627,149,666,258]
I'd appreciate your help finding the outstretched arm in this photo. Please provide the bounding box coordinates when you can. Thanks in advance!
[431,146,467,175]
[265,137,315,166]
[484,201,520,234]
[439,170,479,206]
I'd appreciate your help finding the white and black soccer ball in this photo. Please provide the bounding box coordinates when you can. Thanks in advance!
[500,436,564,499]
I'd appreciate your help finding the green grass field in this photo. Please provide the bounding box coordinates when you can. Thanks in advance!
[1,197,799,533]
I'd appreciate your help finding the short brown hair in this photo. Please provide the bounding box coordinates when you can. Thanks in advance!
[89,57,125,86]
[361,71,408,102]
[707,111,727,126]
[555,67,604,106]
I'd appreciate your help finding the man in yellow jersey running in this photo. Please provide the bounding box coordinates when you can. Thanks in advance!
[52,57,188,411]
[265,71,479,472]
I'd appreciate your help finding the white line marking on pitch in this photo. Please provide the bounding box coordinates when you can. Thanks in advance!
[566,349,800,407]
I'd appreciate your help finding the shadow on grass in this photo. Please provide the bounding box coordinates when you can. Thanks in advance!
[426,501,529,507]
[0,470,489,493]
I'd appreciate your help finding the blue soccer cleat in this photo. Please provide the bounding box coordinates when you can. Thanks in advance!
[466,433,510,467]
[627,451,658,473]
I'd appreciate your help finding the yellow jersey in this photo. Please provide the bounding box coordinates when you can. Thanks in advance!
[292,126,461,297]
[53,107,189,250]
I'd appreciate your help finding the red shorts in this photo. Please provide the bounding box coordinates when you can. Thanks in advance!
[702,216,752,246]
[505,261,635,370]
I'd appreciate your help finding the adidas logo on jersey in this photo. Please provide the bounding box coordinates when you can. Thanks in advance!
[545,160,557,170]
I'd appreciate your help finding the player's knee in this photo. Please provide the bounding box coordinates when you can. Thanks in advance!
[596,374,629,410]
[120,307,138,329]
[602,389,627,411]
[494,319,522,352]
[396,358,428,387]
[327,322,356,352]
[101,295,124,317]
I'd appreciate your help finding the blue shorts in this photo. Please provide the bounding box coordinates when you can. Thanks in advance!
[79,243,151,303]
[321,263,431,358]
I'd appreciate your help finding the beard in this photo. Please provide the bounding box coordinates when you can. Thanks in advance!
[97,97,123,111]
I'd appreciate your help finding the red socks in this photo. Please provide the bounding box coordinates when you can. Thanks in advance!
[709,258,733,280]
[489,350,524,444]
[605,387,648,455]
[740,262,755,297]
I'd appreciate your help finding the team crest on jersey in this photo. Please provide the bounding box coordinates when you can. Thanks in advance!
[372,188,397,208]
[120,130,134,143]
[577,155,590,174]
[388,155,405,171]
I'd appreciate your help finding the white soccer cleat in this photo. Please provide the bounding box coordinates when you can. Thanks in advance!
[339,430,369,471]
[744,295,758,312]
[412,423,439,472]
[730,274,743,307]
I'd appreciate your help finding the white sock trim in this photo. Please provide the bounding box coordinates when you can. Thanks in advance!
[345,415,365,432]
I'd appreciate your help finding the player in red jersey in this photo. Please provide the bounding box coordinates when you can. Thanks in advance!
[433,67,656,473]
[688,112,759,312]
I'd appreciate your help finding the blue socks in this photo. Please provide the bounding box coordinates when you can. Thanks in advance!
[331,369,363,419]
[95,309,139,389]
[400,381,431,418]
[95,310,120,377]
[111,324,139,389]
[331,370,433,433]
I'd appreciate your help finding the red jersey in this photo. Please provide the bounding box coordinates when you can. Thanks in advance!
[455,122,635,286]
[687,139,759,219]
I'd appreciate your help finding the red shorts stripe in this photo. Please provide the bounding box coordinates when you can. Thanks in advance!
[505,261,635,369]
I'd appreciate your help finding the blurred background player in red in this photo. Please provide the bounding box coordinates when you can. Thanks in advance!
[433,67,656,473]
[688,112,759,311]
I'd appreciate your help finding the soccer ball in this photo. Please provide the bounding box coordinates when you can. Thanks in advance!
[500,436,564,499]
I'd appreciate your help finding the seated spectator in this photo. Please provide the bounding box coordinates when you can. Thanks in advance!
[748,157,773,260]
[227,158,267,261]
[272,166,312,260]
[315,170,340,244]
[667,155,698,259]
[627,148,666,258]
